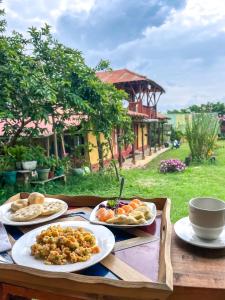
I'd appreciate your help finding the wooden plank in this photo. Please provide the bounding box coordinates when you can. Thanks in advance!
[101,254,152,282]
[123,228,155,238]
[171,229,225,290]
[158,199,173,290]
[30,175,65,184]
[114,236,158,252]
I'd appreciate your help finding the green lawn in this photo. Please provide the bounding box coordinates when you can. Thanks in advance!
[1,142,225,223]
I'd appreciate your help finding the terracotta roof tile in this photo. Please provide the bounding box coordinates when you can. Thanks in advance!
[96,69,165,92]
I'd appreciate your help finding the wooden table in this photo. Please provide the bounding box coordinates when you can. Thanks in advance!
[169,230,225,300]
[1,230,225,300]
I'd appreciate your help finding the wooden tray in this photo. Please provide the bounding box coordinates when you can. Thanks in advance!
[0,193,173,300]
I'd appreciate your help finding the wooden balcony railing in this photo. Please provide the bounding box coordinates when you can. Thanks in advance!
[128,102,157,118]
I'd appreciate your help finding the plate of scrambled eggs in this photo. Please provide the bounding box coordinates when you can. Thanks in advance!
[12,221,115,272]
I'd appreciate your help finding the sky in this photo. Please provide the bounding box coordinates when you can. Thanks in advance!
[1,0,225,112]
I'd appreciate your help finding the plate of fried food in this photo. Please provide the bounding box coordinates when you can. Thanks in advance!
[90,199,157,227]
[0,192,68,226]
[12,221,115,272]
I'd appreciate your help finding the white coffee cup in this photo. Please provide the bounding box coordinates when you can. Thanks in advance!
[189,197,225,240]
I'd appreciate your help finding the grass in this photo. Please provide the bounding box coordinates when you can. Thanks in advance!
[1,141,225,223]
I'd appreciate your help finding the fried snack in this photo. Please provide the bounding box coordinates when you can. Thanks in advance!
[41,202,65,216]
[11,199,29,212]
[28,192,45,205]
[106,214,127,224]
[31,225,100,265]
[130,210,145,220]
[11,204,43,221]
[125,216,138,225]
[135,206,152,219]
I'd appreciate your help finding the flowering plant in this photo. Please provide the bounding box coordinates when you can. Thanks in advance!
[159,159,186,173]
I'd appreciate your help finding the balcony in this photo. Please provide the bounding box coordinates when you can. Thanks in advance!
[128,102,157,118]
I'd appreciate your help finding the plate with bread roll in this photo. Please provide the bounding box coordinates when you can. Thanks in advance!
[0,192,68,226]
[89,199,157,228]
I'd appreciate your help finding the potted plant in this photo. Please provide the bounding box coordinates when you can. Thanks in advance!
[36,155,50,181]
[72,145,87,176]
[1,156,17,185]
[4,145,29,170]
[47,156,57,178]
[21,146,40,171]
[55,156,71,176]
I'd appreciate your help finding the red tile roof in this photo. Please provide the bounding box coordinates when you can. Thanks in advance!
[127,110,148,118]
[157,112,169,120]
[0,115,83,137]
[96,69,147,84]
[96,69,165,92]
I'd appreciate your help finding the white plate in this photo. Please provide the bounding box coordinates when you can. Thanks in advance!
[89,200,157,228]
[174,217,225,249]
[12,221,115,272]
[0,198,68,226]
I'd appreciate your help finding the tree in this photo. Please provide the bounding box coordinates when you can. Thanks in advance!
[168,102,225,114]
[0,10,133,176]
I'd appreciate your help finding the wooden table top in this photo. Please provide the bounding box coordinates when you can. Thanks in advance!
[171,229,225,290]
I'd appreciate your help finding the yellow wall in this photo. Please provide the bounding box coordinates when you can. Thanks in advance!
[144,125,148,146]
[100,133,111,160]
[138,124,148,148]
[87,132,99,165]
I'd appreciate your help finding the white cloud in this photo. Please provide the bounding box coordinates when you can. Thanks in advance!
[1,0,225,110]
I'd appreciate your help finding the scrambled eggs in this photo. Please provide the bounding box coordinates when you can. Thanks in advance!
[31,225,100,265]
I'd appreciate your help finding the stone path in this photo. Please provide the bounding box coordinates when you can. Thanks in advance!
[122,147,170,169]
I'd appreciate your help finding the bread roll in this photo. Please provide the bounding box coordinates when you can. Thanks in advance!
[28,192,45,205]
[11,199,29,212]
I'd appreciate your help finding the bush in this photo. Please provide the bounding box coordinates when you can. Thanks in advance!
[185,113,219,161]
[170,128,183,142]
[159,159,186,173]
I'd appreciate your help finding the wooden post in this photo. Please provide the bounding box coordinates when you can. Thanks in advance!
[154,122,157,153]
[46,136,50,157]
[61,134,66,157]
[132,124,136,164]
[148,123,152,156]
[52,115,58,159]
[96,134,104,170]
[141,124,145,160]
[158,122,161,150]
[117,128,123,168]
[161,123,164,147]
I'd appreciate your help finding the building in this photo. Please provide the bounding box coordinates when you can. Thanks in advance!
[0,69,167,170]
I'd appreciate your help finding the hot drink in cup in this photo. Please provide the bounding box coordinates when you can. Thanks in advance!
[189,197,225,240]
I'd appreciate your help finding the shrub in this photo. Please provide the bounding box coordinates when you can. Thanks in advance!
[185,113,219,161]
[159,159,186,173]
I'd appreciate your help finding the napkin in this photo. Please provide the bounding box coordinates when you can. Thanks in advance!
[0,222,11,252]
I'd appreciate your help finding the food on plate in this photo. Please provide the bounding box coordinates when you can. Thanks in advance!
[31,225,101,265]
[96,199,152,225]
[11,204,43,221]
[41,202,65,216]
[9,193,67,222]
[28,192,45,205]
[11,199,29,212]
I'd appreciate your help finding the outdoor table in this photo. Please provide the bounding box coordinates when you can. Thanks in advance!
[168,230,225,300]
[1,194,225,300]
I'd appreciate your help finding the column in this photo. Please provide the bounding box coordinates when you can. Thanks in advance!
[154,122,157,153]
[148,123,152,155]
[141,124,145,160]
[161,123,164,147]
[117,128,123,168]
[132,123,136,164]
[158,122,161,150]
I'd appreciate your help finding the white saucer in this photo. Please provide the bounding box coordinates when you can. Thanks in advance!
[174,217,225,249]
